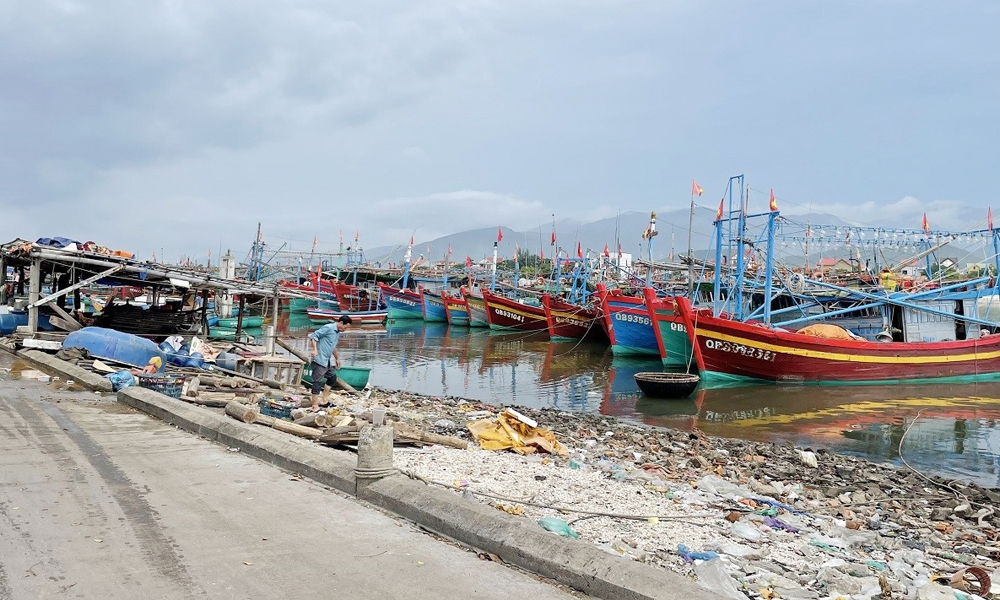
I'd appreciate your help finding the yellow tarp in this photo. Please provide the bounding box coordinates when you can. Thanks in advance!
[467,410,568,456]
[797,323,859,340]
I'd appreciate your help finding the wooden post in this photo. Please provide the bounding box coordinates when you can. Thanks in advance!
[28,257,41,334]
[0,254,6,304]
[270,285,279,355]
[235,294,246,340]
[201,289,210,336]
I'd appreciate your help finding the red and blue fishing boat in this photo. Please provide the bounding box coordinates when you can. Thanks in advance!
[481,288,548,331]
[594,283,658,355]
[440,289,470,326]
[377,283,423,320]
[419,286,448,322]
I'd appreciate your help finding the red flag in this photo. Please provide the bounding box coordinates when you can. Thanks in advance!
[922,212,929,233]
[540,248,545,260]
[354,231,359,242]
[576,242,583,259]
[465,255,472,268]
[716,198,724,220]
[603,243,609,257]
[769,189,778,212]
[989,208,994,230]
[692,179,704,196]
[312,235,318,251]
[497,227,503,243]
[409,236,414,246]
[447,244,452,256]
[617,242,622,256]
[550,230,556,245]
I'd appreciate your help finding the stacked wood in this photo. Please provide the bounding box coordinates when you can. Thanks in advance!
[393,422,468,450]
[271,419,322,439]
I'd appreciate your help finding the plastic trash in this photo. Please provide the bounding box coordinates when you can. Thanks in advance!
[731,521,764,542]
[537,517,579,539]
[694,558,748,600]
[104,370,135,392]
[763,516,800,533]
[798,450,818,468]
[677,544,720,562]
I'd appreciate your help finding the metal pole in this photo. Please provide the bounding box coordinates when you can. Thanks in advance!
[686,197,695,298]
[763,211,777,326]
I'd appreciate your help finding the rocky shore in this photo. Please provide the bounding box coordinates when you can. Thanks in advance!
[334,388,1000,600]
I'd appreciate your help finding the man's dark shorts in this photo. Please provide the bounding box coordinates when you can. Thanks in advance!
[310,361,338,395]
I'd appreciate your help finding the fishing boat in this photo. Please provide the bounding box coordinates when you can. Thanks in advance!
[440,289,471,326]
[306,307,388,325]
[301,365,371,389]
[377,283,424,319]
[461,288,490,327]
[480,288,548,331]
[674,295,1000,384]
[418,286,448,322]
[642,290,696,368]
[540,293,606,341]
[594,283,659,355]
[671,175,1000,384]
[217,316,264,328]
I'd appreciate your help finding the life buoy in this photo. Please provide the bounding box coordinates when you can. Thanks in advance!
[788,273,806,294]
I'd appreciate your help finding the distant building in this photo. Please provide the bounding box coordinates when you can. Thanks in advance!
[816,257,853,274]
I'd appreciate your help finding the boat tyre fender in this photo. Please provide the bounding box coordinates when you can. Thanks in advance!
[788,272,805,294]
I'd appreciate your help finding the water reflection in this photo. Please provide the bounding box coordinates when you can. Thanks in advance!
[275,316,1000,488]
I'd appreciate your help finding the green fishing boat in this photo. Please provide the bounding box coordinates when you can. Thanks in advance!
[300,365,371,389]
[209,327,263,341]
[216,316,264,328]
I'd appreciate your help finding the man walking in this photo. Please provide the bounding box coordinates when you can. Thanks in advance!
[307,315,352,410]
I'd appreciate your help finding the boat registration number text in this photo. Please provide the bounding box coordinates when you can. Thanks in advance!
[614,313,650,326]
[494,309,524,322]
[705,339,776,361]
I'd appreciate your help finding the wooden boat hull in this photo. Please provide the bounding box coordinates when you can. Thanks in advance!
[481,289,548,331]
[419,288,448,322]
[642,288,695,368]
[462,290,489,327]
[377,284,424,320]
[440,290,470,326]
[594,284,658,356]
[673,295,1000,384]
[306,308,387,325]
[541,294,606,341]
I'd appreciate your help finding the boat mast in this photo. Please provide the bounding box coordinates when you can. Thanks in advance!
[763,210,778,326]
[686,197,695,299]
[401,237,413,289]
[645,211,656,287]
[490,241,498,291]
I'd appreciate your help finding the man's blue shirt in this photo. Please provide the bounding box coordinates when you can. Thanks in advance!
[308,323,341,367]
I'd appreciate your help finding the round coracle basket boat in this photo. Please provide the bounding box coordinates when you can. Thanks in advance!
[633,372,701,399]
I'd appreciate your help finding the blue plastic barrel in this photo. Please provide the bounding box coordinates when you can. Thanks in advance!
[0,312,28,335]
[63,327,167,369]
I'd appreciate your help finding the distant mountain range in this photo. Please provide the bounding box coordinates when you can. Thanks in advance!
[362,209,858,266]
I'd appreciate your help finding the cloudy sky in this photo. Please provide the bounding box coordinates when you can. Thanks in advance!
[2,1,998,262]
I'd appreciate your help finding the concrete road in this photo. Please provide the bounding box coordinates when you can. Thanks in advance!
[0,353,582,599]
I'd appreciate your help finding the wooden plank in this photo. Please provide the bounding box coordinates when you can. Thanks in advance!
[21,338,63,351]
[30,265,124,308]
[47,303,82,331]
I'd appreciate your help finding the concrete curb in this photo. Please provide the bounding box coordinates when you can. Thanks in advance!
[15,348,113,392]
[117,387,721,600]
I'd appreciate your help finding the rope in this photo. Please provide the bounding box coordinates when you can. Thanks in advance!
[401,469,717,525]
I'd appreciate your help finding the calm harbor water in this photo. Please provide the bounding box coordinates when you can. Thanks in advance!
[278,313,1000,489]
